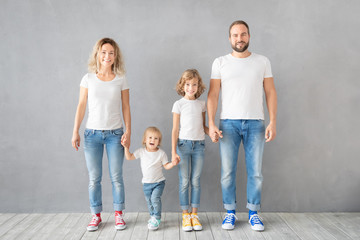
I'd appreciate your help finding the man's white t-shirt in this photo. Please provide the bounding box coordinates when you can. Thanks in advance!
[172,98,206,140]
[211,53,273,120]
[133,148,169,183]
[80,73,129,130]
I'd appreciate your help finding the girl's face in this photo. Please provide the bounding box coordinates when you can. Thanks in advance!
[144,132,160,152]
[183,78,198,100]
[98,43,115,70]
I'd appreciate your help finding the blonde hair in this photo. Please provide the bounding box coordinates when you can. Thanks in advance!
[175,69,206,99]
[142,127,162,147]
[88,38,126,76]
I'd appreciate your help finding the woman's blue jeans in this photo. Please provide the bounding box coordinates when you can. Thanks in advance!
[177,139,205,210]
[143,180,165,219]
[84,128,125,214]
[219,120,265,211]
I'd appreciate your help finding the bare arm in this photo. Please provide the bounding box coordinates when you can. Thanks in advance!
[202,111,209,136]
[163,161,176,170]
[171,113,181,165]
[123,146,136,160]
[207,78,222,142]
[121,89,131,148]
[263,77,277,142]
[71,87,88,151]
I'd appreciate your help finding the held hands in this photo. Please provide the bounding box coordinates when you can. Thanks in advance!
[121,131,131,148]
[209,124,223,143]
[265,122,276,142]
[172,153,180,166]
[71,132,81,151]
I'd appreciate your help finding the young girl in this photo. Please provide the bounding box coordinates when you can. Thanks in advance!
[123,127,177,230]
[71,38,131,231]
[171,69,208,231]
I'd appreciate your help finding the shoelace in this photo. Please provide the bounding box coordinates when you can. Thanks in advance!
[90,216,100,225]
[115,213,125,223]
[224,213,238,223]
[183,214,192,224]
[249,214,263,224]
[149,217,159,226]
[191,214,201,225]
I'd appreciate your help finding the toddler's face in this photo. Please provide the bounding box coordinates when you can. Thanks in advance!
[183,78,198,100]
[145,132,160,152]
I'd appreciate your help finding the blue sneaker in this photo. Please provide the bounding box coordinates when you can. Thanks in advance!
[249,214,264,231]
[222,212,238,230]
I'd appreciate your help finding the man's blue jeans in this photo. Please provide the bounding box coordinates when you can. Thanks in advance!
[177,139,205,210]
[143,180,165,219]
[219,119,265,211]
[84,128,125,214]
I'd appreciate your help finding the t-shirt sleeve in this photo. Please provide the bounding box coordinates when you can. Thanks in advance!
[172,101,180,114]
[80,74,89,88]
[133,148,142,159]
[161,151,169,165]
[201,100,206,112]
[264,57,273,78]
[121,76,130,91]
[210,58,221,79]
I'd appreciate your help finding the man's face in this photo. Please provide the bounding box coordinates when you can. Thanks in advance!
[229,24,250,53]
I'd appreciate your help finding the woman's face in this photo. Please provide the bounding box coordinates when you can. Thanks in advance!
[98,43,115,70]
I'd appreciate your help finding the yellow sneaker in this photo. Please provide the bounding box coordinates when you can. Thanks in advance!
[191,213,203,231]
[182,213,193,231]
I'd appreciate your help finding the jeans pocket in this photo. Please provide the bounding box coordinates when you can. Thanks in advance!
[178,139,185,147]
[112,128,123,136]
[84,129,93,137]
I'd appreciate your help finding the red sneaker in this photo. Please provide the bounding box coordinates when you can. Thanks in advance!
[87,214,101,231]
[115,211,126,230]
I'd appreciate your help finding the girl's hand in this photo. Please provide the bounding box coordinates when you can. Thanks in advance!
[71,132,81,151]
[121,131,131,148]
[172,154,180,166]
[209,124,222,143]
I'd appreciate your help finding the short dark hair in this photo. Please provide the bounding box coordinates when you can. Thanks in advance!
[229,20,250,36]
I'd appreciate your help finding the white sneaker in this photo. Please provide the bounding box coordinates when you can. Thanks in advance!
[249,214,265,231]
[148,216,161,230]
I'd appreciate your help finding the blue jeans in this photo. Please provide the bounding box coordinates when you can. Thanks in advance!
[143,180,165,219]
[177,139,205,210]
[84,128,125,214]
[219,120,265,211]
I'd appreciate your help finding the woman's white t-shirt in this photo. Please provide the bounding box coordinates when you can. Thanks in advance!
[133,148,169,183]
[172,98,206,140]
[80,73,129,130]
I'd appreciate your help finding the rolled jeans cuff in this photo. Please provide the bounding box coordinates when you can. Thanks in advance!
[224,203,236,211]
[114,203,125,211]
[247,202,261,211]
[90,205,103,214]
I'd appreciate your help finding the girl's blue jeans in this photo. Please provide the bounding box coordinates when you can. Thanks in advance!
[177,139,205,210]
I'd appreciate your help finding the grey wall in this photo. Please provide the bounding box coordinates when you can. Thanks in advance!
[1,0,359,213]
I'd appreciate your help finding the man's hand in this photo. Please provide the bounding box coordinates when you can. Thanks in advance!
[209,124,223,143]
[265,122,276,142]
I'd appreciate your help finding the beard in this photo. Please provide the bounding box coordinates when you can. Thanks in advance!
[232,41,249,53]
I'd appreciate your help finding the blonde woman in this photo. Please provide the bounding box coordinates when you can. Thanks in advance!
[71,38,131,231]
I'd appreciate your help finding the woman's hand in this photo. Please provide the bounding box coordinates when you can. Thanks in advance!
[121,131,131,148]
[71,132,81,151]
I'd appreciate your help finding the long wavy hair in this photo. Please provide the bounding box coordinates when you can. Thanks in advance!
[175,69,206,99]
[88,38,125,76]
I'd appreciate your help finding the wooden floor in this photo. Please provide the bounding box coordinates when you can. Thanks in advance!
[0,212,359,240]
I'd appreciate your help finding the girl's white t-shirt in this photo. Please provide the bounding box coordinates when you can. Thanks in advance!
[211,53,273,120]
[133,148,169,183]
[80,73,129,130]
[172,98,206,140]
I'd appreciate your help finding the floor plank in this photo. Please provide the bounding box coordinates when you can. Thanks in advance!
[163,212,180,240]
[0,212,358,240]
[206,212,231,240]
